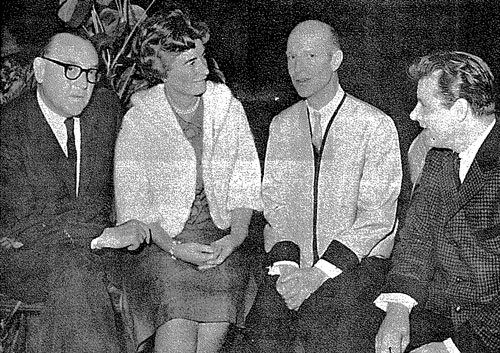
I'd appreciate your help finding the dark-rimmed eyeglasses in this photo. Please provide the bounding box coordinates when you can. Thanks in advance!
[41,56,101,84]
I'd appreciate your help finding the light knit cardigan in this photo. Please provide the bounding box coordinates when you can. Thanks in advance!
[263,95,402,267]
[114,82,262,237]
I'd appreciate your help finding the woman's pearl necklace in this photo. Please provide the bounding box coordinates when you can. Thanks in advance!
[169,96,201,115]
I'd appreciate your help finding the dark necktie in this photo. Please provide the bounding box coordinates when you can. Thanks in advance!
[64,117,77,195]
[452,152,461,190]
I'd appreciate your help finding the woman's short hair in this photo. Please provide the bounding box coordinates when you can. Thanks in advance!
[408,51,495,117]
[132,7,209,83]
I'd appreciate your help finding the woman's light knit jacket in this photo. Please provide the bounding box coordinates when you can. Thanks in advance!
[114,82,263,236]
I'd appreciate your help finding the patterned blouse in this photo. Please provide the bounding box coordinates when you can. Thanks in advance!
[173,100,230,244]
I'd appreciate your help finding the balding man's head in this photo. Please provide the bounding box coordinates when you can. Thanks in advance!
[289,20,341,52]
[286,20,343,108]
[43,33,96,59]
[34,33,99,117]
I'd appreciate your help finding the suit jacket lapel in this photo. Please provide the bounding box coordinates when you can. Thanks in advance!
[26,94,75,197]
[440,153,461,219]
[448,161,486,217]
[445,121,500,221]
[78,113,97,197]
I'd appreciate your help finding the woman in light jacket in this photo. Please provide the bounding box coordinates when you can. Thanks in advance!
[114,7,262,353]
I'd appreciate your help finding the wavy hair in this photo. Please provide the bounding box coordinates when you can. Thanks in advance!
[131,7,224,88]
[408,51,495,117]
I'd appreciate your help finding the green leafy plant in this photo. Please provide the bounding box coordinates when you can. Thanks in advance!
[58,0,157,103]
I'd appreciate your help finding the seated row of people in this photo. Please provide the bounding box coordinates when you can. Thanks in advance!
[1,6,498,353]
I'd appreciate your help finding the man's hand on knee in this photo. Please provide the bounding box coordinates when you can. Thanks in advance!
[276,267,328,310]
[91,219,151,250]
[375,302,411,353]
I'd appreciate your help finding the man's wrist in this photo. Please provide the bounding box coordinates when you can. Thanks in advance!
[386,301,411,316]
[314,259,343,279]
[267,261,299,275]
[90,227,114,249]
[374,293,418,312]
[311,266,329,285]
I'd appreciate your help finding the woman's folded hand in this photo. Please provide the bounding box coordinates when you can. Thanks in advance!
[197,232,245,270]
[172,242,221,266]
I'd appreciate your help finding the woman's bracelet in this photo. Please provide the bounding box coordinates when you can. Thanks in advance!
[169,240,182,260]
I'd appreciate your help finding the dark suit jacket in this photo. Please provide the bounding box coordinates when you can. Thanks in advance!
[0,86,123,301]
[1,87,121,246]
[386,122,500,352]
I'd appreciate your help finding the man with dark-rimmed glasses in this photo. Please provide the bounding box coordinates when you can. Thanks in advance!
[40,56,101,84]
[0,32,150,352]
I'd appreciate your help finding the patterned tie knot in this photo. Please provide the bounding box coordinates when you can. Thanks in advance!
[64,117,76,157]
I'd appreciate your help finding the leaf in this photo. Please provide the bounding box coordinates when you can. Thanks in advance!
[67,0,94,28]
[115,64,136,98]
[96,0,113,5]
[91,32,115,52]
[98,4,146,30]
[98,8,121,34]
[110,1,155,72]
[58,0,79,23]
[129,5,146,26]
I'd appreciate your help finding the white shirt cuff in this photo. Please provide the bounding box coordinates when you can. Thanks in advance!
[373,293,418,312]
[90,238,99,249]
[444,338,461,353]
[267,261,299,275]
[314,259,343,278]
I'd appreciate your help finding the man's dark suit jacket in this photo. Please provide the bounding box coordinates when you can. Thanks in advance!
[1,87,120,251]
[386,122,500,353]
[0,86,124,352]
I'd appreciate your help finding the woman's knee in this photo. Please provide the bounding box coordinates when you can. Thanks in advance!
[197,322,230,353]
[155,319,198,353]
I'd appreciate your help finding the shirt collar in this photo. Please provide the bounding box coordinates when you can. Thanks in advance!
[37,89,68,125]
[307,85,345,118]
[459,118,496,162]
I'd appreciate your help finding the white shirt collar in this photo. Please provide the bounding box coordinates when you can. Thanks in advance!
[37,89,81,194]
[457,118,496,182]
[37,89,67,126]
[307,86,345,136]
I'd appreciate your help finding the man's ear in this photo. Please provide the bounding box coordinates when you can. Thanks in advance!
[330,50,343,72]
[33,57,45,83]
[451,98,470,123]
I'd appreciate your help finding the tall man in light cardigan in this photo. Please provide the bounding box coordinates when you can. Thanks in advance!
[375,52,500,353]
[0,32,150,352]
[245,20,402,353]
